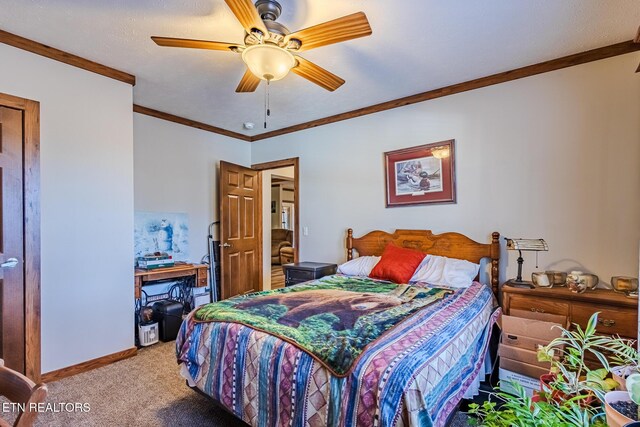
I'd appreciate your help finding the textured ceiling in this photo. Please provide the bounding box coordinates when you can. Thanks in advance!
[1,0,639,136]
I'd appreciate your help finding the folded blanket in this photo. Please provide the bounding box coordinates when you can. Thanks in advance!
[194,275,452,376]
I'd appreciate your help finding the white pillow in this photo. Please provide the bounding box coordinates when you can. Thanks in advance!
[337,256,381,276]
[410,255,480,288]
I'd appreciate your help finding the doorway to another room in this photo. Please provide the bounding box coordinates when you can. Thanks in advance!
[252,158,299,291]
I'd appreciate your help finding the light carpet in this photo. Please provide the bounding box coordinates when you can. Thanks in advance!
[8,341,470,426]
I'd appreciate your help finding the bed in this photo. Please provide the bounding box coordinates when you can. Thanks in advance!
[176,229,501,427]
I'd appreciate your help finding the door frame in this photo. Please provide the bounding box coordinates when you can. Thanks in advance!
[0,92,41,381]
[252,157,300,269]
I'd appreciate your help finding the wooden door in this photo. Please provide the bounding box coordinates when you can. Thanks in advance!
[0,106,26,373]
[219,161,261,299]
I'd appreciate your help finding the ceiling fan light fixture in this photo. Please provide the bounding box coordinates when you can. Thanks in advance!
[242,44,296,81]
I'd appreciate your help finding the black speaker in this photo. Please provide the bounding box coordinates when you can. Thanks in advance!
[152,300,183,342]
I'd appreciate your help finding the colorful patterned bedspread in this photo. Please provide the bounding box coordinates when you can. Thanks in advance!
[193,276,452,377]
[177,276,498,427]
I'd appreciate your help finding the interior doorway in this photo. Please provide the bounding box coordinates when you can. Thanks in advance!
[252,158,299,291]
[0,92,41,381]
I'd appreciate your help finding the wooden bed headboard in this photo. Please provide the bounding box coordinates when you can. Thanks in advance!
[346,229,501,295]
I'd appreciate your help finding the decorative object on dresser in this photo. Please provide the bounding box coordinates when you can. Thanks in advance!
[566,270,589,294]
[502,285,638,339]
[531,271,554,287]
[384,139,456,207]
[611,276,639,295]
[545,270,567,287]
[504,238,548,288]
[282,261,337,287]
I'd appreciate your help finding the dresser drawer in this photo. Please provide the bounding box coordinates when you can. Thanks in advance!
[196,268,208,287]
[508,294,569,317]
[571,303,637,338]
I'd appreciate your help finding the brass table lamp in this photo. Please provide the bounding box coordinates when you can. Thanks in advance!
[505,238,548,288]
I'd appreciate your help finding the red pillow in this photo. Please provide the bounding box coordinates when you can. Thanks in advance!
[368,243,426,284]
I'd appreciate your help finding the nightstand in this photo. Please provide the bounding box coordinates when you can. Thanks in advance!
[283,262,338,287]
[501,285,638,339]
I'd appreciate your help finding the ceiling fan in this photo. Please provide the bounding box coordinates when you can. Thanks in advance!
[151,0,372,92]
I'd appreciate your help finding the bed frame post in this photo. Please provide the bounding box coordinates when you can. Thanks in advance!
[490,232,500,296]
[346,228,354,260]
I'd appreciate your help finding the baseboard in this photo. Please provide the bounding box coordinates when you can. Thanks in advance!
[41,347,137,383]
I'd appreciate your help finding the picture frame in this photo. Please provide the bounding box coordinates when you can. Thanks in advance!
[384,139,456,207]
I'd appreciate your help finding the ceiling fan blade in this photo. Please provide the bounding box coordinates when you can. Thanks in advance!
[151,36,239,51]
[224,0,268,36]
[286,12,372,52]
[236,68,261,92]
[292,56,345,91]
[635,25,640,43]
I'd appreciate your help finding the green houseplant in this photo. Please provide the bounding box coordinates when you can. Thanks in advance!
[469,384,601,427]
[470,313,637,427]
[604,373,640,426]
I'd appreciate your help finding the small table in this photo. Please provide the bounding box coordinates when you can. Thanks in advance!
[283,262,337,287]
[134,263,208,299]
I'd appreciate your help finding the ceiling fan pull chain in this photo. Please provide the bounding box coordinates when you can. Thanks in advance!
[267,80,271,117]
[264,80,271,129]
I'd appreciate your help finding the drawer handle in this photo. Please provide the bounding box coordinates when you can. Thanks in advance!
[598,319,616,327]
[530,308,546,313]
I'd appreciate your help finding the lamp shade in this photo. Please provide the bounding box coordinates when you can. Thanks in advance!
[242,44,296,82]
[506,238,548,251]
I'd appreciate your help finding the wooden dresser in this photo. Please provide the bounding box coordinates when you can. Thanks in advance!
[502,286,638,339]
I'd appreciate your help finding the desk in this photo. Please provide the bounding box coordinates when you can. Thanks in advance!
[134,264,208,299]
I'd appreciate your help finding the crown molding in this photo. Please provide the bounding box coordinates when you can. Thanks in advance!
[250,40,640,141]
[0,29,135,85]
[4,27,633,142]
[133,104,252,142]
[134,38,640,143]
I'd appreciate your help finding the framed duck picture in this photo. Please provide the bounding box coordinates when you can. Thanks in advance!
[384,140,456,207]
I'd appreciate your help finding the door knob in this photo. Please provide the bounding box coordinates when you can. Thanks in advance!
[1,258,19,268]
[220,243,231,248]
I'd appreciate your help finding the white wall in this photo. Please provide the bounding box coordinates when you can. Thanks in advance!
[252,53,640,285]
[1,40,636,374]
[133,113,251,264]
[0,44,134,373]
